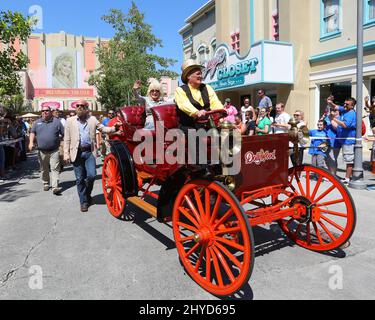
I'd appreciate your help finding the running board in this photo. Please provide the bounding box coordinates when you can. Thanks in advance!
[128,197,157,218]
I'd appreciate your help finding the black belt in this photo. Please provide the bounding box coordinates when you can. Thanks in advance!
[78,146,91,152]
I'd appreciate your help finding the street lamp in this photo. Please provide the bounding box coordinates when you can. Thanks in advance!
[349,0,367,190]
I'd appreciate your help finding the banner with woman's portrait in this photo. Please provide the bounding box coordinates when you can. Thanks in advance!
[47,47,78,89]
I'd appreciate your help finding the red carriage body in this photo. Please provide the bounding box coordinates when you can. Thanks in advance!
[102,104,356,297]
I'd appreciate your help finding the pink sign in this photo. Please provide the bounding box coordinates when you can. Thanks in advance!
[40,101,63,110]
[35,88,94,97]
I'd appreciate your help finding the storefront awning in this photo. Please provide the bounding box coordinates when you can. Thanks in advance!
[204,41,294,91]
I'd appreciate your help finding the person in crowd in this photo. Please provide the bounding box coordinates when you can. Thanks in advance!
[241,98,255,123]
[290,109,307,166]
[102,110,116,127]
[255,108,271,135]
[174,59,224,174]
[222,98,238,123]
[244,111,256,136]
[29,105,64,195]
[68,111,76,118]
[0,114,9,181]
[234,115,247,134]
[272,103,291,134]
[324,109,341,175]
[309,120,329,177]
[327,97,357,185]
[257,89,273,114]
[63,100,121,213]
[364,96,375,134]
[133,79,167,130]
[52,109,66,172]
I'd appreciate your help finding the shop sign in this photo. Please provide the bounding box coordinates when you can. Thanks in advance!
[203,41,294,91]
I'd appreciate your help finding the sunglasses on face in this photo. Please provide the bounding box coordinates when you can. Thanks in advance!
[294,114,301,116]
[42,110,51,113]
[150,90,160,93]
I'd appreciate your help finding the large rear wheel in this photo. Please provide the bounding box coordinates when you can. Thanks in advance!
[102,153,126,219]
[279,165,356,252]
[173,180,254,297]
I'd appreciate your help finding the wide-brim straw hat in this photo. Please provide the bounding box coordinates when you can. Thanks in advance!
[181,59,203,84]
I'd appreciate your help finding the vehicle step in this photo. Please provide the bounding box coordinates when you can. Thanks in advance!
[128,196,157,218]
[137,171,154,180]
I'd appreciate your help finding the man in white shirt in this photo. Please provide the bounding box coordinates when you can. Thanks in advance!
[272,103,291,134]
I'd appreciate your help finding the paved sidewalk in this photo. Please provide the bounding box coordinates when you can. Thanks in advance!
[0,151,374,300]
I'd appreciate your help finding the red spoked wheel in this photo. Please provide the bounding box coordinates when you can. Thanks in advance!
[102,153,126,219]
[173,180,254,297]
[278,165,356,252]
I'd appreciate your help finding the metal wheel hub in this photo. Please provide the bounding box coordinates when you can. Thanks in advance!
[290,196,314,223]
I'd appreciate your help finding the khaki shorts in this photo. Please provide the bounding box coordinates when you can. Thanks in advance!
[342,144,354,164]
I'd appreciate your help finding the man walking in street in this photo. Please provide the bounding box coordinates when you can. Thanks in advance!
[29,105,64,195]
[64,100,121,213]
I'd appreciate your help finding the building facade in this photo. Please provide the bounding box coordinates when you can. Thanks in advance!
[13,31,109,112]
[10,31,178,112]
[179,0,375,128]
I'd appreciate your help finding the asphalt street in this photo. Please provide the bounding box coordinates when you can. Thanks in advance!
[0,150,374,300]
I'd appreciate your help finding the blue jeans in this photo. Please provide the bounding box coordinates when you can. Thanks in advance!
[73,151,97,205]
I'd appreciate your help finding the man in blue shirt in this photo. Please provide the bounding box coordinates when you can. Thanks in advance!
[327,97,357,185]
[102,110,115,127]
[324,110,341,176]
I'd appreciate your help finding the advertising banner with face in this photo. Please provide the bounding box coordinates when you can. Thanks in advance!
[48,47,78,89]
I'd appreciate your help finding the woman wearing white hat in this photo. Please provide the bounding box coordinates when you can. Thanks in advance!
[133,79,167,130]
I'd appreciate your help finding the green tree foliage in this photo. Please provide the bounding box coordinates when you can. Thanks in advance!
[0,10,33,97]
[89,2,178,110]
[1,94,32,115]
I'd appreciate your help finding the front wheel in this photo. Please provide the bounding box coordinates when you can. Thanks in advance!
[172,180,254,297]
[102,153,126,219]
[279,165,356,252]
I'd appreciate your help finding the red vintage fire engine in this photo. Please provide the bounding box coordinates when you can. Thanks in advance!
[102,105,356,297]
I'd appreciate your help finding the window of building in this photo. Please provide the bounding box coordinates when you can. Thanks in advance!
[231,31,240,53]
[365,0,375,26]
[319,81,351,117]
[321,0,341,41]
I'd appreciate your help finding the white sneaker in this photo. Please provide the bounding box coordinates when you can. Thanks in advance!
[340,178,349,185]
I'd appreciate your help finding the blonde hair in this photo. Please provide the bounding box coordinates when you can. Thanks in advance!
[147,80,164,98]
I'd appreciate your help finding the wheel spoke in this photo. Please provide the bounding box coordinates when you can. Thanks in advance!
[318,221,337,242]
[177,222,198,233]
[317,198,345,207]
[210,247,224,287]
[212,246,235,284]
[215,236,245,251]
[313,184,336,203]
[195,243,207,272]
[178,207,200,228]
[213,208,234,230]
[184,195,202,225]
[311,175,323,200]
[295,173,305,196]
[306,222,311,245]
[178,235,195,243]
[193,188,206,223]
[205,189,211,223]
[185,242,201,259]
[215,242,243,270]
[306,171,310,198]
[320,215,345,232]
[320,209,347,218]
[214,226,241,236]
[209,194,222,225]
[205,246,212,282]
[293,224,303,240]
[313,222,324,245]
